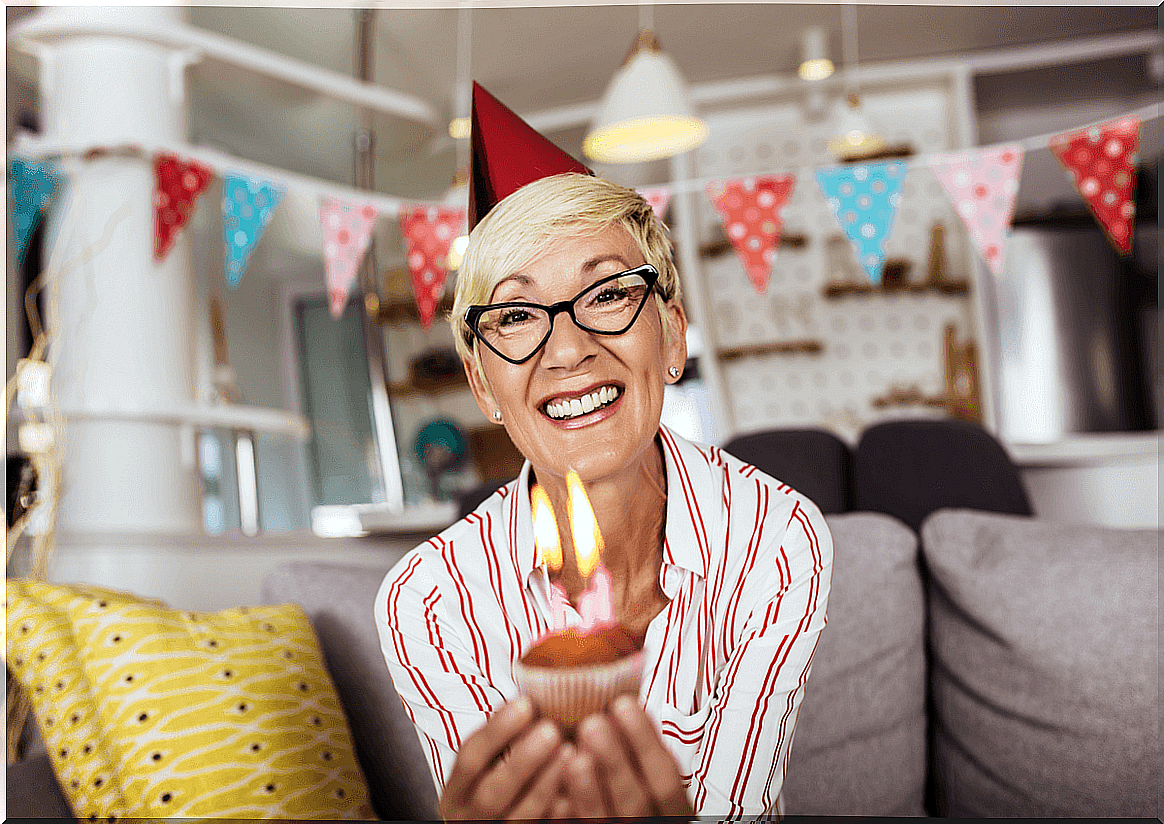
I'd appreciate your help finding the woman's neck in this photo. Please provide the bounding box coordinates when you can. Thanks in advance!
[532,437,669,615]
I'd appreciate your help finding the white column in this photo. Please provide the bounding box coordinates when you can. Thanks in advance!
[37,6,202,535]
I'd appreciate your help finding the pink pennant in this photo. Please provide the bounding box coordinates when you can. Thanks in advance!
[154,153,214,261]
[1050,115,1140,255]
[637,186,673,222]
[928,144,1023,276]
[706,175,795,294]
[400,206,466,329]
[319,197,379,318]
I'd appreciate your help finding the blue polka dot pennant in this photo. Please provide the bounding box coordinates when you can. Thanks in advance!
[815,161,906,285]
[222,172,285,290]
[8,157,62,268]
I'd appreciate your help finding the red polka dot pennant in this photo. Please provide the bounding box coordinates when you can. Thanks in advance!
[319,197,380,318]
[399,206,466,329]
[637,186,673,223]
[153,153,214,261]
[1049,115,1140,256]
[705,174,796,294]
[927,144,1024,276]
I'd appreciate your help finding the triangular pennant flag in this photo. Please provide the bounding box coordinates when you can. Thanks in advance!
[816,161,906,284]
[705,175,795,294]
[222,172,285,289]
[1049,115,1140,255]
[319,197,380,318]
[637,186,673,222]
[928,144,1023,276]
[154,153,214,261]
[399,205,466,329]
[8,157,61,267]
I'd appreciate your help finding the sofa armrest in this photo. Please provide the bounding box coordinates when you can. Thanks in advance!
[6,753,73,818]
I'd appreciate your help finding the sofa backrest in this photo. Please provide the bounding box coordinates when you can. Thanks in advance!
[261,562,440,821]
[722,427,854,514]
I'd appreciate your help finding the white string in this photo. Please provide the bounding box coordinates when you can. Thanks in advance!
[639,1,653,33]
[10,102,1159,205]
[841,4,858,101]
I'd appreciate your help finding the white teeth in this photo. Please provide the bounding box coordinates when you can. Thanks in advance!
[545,386,621,420]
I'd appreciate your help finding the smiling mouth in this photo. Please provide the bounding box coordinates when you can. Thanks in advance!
[542,385,622,421]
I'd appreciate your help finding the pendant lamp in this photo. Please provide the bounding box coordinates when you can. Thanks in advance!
[583,29,708,164]
[827,5,886,161]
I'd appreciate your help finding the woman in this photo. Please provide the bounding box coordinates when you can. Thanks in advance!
[376,84,832,820]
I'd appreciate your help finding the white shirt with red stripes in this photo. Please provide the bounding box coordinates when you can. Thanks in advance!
[375,425,832,818]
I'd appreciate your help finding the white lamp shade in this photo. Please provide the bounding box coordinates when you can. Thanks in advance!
[584,34,708,164]
[827,98,887,159]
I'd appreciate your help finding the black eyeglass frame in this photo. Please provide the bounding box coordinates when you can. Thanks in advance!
[465,264,662,365]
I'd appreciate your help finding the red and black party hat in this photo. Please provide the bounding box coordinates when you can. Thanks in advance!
[469,81,593,230]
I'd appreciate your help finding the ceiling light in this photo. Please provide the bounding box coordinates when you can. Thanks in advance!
[448,116,470,140]
[583,30,708,164]
[798,27,834,82]
[827,94,887,160]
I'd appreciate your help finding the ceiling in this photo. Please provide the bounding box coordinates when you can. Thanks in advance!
[6,2,1161,269]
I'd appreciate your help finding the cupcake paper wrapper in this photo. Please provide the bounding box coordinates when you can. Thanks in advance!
[513,651,644,728]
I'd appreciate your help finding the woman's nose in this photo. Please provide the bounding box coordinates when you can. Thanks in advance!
[539,312,597,370]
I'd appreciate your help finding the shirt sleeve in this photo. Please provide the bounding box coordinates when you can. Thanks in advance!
[689,498,833,819]
[374,550,507,795]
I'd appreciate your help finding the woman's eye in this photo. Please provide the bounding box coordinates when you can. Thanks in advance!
[592,287,629,305]
[498,309,532,327]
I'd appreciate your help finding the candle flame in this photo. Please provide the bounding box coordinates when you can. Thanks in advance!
[531,485,563,571]
[566,470,604,579]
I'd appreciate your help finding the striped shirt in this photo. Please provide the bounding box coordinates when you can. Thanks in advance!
[375,426,832,818]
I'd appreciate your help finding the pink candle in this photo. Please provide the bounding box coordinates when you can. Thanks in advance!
[549,581,570,631]
[579,562,614,629]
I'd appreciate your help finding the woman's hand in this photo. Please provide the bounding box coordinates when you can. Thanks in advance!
[562,695,695,818]
[439,697,571,821]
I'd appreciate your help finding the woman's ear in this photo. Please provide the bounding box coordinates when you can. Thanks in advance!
[462,356,502,424]
[663,301,689,376]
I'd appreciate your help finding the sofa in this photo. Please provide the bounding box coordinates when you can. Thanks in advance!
[7,421,1160,819]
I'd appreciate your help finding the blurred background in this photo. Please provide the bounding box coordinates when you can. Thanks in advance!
[5,2,1160,610]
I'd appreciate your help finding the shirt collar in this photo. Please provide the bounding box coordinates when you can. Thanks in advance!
[511,424,709,587]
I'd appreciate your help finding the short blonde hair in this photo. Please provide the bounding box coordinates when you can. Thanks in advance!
[450,173,683,369]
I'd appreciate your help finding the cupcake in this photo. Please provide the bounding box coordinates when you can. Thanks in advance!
[513,623,645,729]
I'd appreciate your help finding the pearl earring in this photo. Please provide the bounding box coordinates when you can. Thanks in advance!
[492,409,502,422]
[668,366,681,379]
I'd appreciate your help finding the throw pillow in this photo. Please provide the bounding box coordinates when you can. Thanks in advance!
[780,512,928,816]
[6,579,375,820]
[921,510,1159,817]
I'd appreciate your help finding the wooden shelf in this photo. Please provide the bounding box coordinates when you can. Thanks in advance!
[718,339,824,361]
[870,384,948,410]
[700,232,808,259]
[387,374,469,398]
[824,279,970,299]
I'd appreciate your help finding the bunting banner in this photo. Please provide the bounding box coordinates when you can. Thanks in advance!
[638,186,673,223]
[816,161,906,285]
[399,206,466,329]
[928,144,1024,276]
[222,172,285,290]
[705,175,795,294]
[8,157,61,267]
[320,197,380,318]
[1049,115,1140,255]
[154,153,215,261]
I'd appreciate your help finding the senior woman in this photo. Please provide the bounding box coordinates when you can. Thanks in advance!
[376,84,832,821]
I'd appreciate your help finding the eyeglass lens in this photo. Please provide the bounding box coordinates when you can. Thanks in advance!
[475,271,653,363]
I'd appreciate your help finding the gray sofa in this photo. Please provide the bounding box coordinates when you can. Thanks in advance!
[7,509,1160,819]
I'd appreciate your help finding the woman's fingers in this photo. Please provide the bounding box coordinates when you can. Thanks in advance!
[443,698,537,803]
[472,718,562,817]
[503,742,571,823]
[609,696,695,816]
[562,745,609,819]
[576,713,653,817]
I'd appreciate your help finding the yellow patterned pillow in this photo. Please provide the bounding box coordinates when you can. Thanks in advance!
[6,580,375,820]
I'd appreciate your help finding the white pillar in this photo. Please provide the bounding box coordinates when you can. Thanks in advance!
[37,6,202,535]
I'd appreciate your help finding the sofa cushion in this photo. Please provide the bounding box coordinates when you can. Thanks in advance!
[921,510,1160,817]
[5,579,375,820]
[262,561,441,821]
[781,512,928,816]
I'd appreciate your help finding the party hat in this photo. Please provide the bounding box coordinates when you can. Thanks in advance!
[469,82,592,230]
